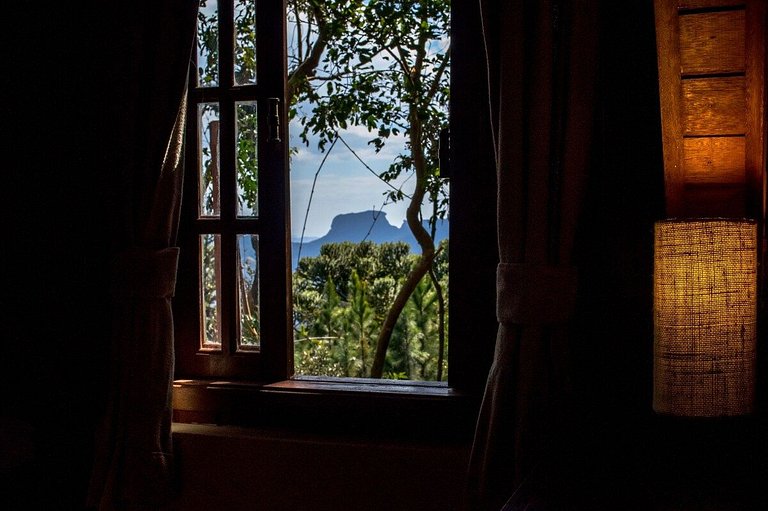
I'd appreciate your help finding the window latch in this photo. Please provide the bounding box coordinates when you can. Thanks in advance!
[268,97,281,143]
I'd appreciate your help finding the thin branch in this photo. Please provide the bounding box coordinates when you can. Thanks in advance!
[295,2,304,61]
[297,135,339,262]
[424,46,450,105]
[386,45,411,78]
[412,10,430,80]
[337,135,411,198]
[361,199,390,243]
[429,265,446,382]
[288,3,330,101]
[396,45,413,83]
[307,68,390,82]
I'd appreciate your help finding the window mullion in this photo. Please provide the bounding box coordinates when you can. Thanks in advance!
[255,0,291,380]
[218,0,238,356]
[219,0,235,91]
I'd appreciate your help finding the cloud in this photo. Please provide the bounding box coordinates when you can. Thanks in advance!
[289,122,409,186]
[287,108,428,240]
[290,172,418,237]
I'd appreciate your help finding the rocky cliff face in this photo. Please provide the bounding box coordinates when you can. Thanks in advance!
[291,210,449,269]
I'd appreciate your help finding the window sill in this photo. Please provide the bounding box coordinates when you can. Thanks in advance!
[173,377,480,443]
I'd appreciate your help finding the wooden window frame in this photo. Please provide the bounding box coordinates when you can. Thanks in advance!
[173,0,497,438]
[176,0,292,382]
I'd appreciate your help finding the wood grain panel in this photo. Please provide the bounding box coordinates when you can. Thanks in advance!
[680,11,745,75]
[683,136,745,183]
[678,0,746,9]
[655,0,686,215]
[744,0,765,217]
[682,76,746,135]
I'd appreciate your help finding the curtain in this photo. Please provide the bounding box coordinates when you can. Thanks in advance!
[87,3,197,509]
[467,0,599,509]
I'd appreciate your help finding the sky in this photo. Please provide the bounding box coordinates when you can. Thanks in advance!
[288,120,415,240]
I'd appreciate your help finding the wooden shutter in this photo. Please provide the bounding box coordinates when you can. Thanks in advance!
[654,0,766,218]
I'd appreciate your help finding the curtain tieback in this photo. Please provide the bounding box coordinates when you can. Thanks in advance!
[497,263,578,325]
[111,247,180,299]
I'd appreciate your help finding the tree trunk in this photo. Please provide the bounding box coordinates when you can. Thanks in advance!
[370,108,435,378]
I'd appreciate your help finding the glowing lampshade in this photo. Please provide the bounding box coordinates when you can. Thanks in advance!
[653,219,757,416]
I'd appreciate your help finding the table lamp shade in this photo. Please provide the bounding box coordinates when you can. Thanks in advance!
[653,219,757,416]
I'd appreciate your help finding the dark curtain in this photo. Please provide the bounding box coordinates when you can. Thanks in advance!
[87,3,197,509]
[467,0,599,509]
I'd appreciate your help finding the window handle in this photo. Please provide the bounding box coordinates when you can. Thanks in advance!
[267,97,281,143]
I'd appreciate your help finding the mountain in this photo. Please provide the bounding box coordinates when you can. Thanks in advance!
[291,210,448,270]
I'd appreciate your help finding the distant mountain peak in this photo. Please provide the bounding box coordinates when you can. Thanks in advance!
[290,210,449,270]
[329,210,395,233]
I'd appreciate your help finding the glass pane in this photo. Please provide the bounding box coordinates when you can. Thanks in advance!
[238,234,260,349]
[201,234,222,349]
[199,103,220,217]
[234,0,257,85]
[197,0,219,87]
[287,3,451,380]
[236,101,258,217]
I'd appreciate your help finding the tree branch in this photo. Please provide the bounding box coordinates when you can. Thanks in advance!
[370,102,435,378]
[425,46,450,105]
[288,3,330,101]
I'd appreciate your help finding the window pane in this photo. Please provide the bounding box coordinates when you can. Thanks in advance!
[197,0,219,87]
[236,101,258,217]
[199,103,221,217]
[234,0,257,85]
[238,234,260,350]
[288,4,451,381]
[201,234,222,349]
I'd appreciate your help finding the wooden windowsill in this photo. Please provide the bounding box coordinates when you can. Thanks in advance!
[173,377,479,443]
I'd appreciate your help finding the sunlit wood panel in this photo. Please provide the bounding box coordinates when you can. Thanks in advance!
[680,10,744,76]
[683,136,745,184]
[682,76,745,136]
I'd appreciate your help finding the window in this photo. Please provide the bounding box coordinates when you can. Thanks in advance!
[287,2,451,381]
[176,0,291,381]
[175,1,497,412]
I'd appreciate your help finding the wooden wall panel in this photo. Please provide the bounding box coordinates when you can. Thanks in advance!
[679,0,747,8]
[655,0,686,214]
[680,11,745,75]
[682,76,746,135]
[656,0,764,220]
[683,136,746,183]
[745,0,766,217]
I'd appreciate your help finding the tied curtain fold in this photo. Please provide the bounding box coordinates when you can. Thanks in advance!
[87,3,197,510]
[468,0,598,510]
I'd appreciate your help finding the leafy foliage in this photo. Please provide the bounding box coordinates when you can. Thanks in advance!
[293,241,448,379]
[288,0,450,224]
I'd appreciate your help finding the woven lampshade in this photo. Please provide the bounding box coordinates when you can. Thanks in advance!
[653,219,757,416]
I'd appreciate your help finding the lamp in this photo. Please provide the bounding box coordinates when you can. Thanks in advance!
[653,219,757,416]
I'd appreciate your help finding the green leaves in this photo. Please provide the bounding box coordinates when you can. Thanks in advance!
[197,3,219,86]
[292,241,448,379]
[287,0,450,181]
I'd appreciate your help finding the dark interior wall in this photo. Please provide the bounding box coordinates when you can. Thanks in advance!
[169,424,470,511]
[2,4,114,508]
[576,0,666,417]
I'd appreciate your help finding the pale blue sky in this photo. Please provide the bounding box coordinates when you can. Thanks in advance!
[288,119,415,239]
